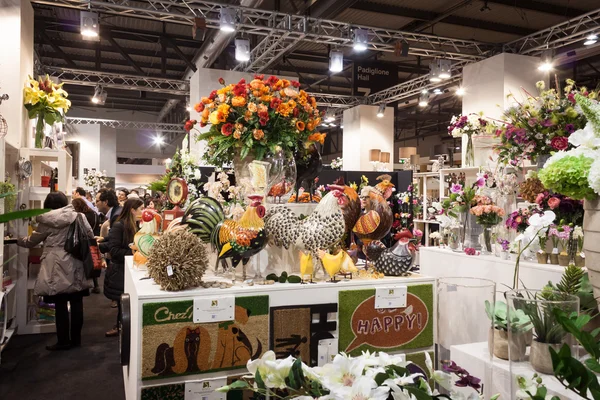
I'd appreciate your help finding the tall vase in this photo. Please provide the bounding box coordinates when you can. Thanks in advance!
[464,134,475,167]
[482,226,493,254]
[463,212,482,250]
[233,154,256,199]
[583,199,600,311]
[35,114,46,149]
[265,147,297,204]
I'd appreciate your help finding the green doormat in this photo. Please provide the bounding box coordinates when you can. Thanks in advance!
[141,295,269,380]
[338,285,433,356]
[141,384,184,400]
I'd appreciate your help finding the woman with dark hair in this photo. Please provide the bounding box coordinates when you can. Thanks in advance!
[104,197,144,337]
[18,192,94,350]
[72,198,102,294]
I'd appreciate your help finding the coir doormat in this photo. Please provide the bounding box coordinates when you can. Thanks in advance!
[270,303,337,366]
[338,285,433,356]
[141,384,184,400]
[141,295,269,380]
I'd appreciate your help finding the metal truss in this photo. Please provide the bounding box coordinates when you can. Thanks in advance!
[311,93,362,108]
[43,66,189,96]
[65,117,183,133]
[31,0,489,61]
[503,8,600,55]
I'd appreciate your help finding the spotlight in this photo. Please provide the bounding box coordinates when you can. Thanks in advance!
[235,38,250,61]
[429,62,441,83]
[329,50,344,72]
[340,124,344,129]
[329,122,337,127]
[186,105,191,112]
[91,84,106,105]
[538,61,553,71]
[219,7,236,32]
[433,88,442,95]
[418,92,429,107]
[456,87,465,96]
[81,11,99,38]
[584,34,598,46]
[438,59,452,79]
[353,28,368,51]
[153,136,165,146]
[325,109,335,122]
[376,103,386,118]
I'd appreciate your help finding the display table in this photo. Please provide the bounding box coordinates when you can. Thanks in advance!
[451,342,573,399]
[122,256,436,400]
[420,247,565,290]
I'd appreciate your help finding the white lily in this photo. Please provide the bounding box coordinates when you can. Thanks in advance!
[318,353,368,394]
[377,352,407,368]
[246,351,294,389]
[515,211,555,245]
[569,124,600,149]
[341,376,389,400]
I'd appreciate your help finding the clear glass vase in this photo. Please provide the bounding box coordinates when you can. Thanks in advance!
[482,225,494,254]
[265,147,296,204]
[463,212,482,250]
[464,134,475,167]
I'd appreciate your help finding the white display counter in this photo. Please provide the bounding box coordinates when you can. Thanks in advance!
[420,247,565,290]
[122,256,437,400]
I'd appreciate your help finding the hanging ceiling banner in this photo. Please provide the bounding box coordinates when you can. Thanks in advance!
[352,62,399,96]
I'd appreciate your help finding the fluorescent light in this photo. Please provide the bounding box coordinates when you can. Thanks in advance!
[81,11,99,38]
[376,103,386,118]
[456,87,465,96]
[329,50,344,72]
[154,136,165,146]
[235,38,250,61]
[353,28,368,51]
[219,7,236,32]
[538,61,553,71]
[584,34,598,46]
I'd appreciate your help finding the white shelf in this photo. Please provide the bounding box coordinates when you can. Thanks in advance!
[413,219,440,224]
[0,328,16,353]
[1,283,15,295]
[440,167,481,173]
[28,186,50,202]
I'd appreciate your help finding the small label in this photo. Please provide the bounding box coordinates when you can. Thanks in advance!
[446,284,457,292]
[166,265,173,276]
[185,378,227,400]
[193,296,235,323]
[375,286,407,309]
[317,338,338,367]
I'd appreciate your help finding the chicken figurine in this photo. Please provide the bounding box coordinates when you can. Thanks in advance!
[132,209,161,269]
[370,229,414,276]
[265,185,351,279]
[182,195,267,281]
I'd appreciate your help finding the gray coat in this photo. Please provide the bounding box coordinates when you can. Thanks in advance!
[19,205,94,296]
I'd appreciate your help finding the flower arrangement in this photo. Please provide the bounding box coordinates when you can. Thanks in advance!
[448,112,489,166]
[549,225,571,255]
[573,225,584,254]
[330,157,343,170]
[495,80,595,166]
[218,350,490,400]
[497,238,510,252]
[23,74,71,148]
[518,171,546,203]
[430,231,441,241]
[534,191,583,226]
[189,75,323,166]
[440,172,487,218]
[470,203,505,226]
[83,169,109,193]
[513,211,556,288]
[203,170,246,220]
[166,135,204,202]
[538,93,600,200]
[505,208,535,233]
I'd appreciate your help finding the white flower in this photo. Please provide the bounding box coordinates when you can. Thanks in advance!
[317,353,367,395]
[590,157,600,195]
[246,351,294,389]
[573,226,584,239]
[334,376,389,400]
[436,214,452,228]
[569,124,600,149]
[429,232,441,240]
[515,211,555,245]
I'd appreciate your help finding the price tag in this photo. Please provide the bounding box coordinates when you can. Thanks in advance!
[184,378,227,400]
[166,265,173,276]
[193,296,235,323]
[317,338,338,367]
[375,286,407,309]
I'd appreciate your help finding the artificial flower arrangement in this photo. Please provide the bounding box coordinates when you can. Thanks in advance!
[505,208,536,233]
[548,225,572,266]
[534,191,584,226]
[440,171,487,218]
[203,170,247,220]
[330,156,343,171]
[448,112,491,166]
[495,80,596,166]
[166,135,204,203]
[218,350,493,400]
[23,74,71,148]
[394,185,413,231]
[518,171,546,203]
[83,168,109,193]
[471,196,505,252]
[188,75,323,166]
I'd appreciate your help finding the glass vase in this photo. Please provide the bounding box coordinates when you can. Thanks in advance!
[482,225,494,254]
[265,147,297,204]
[464,134,475,167]
[463,212,482,251]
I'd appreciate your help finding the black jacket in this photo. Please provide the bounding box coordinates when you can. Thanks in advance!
[99,206,122,254]
[83,210,100,236]
[103,221,133,301]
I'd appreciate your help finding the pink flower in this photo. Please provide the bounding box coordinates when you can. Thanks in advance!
[550,136,569,151]
[535,193,545,205]
[464,247,477,256]
[547,197,561,209]
[450,184,463,194]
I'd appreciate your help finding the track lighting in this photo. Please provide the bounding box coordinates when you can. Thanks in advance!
[456,87,465,96]
[429,59,451,82]
[219,7,236,33]
[418,91,429,107]
[376,103,386,118]
[325,109,335,122]
[538,50,554,71]
[80,11,99,38]
[153,135,165,146]
[235,38,250,61]
[91,85,107,105]
[584,34,598,46]
[329,50,344,72]
[433,88,442,95]
[353,29,368,51]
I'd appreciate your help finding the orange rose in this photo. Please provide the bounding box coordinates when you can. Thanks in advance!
[281,79,290,88]
[314,117,321,125]
[217,111,227,123]
[307,121,315,131]
[232,96,246,107]
[233,130,241,139]
[260,95,272,103]
[257,104,268,114]
[250,79,264,90]
[244,110,252,121]
[253,90,261,97]
[279,89,286,97]
[296,121,305,131]
[253,129,264,140]
[287,100,296,109]
[202,108,210,119]
[261,86,270,94]
[217,103,230,115]
[247,102,257,113]
[201,97,212,104]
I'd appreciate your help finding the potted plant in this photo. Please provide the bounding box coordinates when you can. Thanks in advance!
[536,230,549,264]
[507,289,579,374]
[548,226,560,265]
[470,195,505,254]
[550,225,572,266]
[497,238,510,260]
[485,300,531,360]
[573,226,585,267]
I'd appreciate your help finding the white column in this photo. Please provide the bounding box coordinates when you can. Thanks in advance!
[0,0,34,149]
[68,125,102,187]
[342,105,394,171]
[462,53,546,166]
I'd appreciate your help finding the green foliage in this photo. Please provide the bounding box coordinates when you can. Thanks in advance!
[484,300,531,332]
[545,266,598,312]
[539,154,596,200]
[0,182,16,213]
[555,265,584,295]
[0,207,49,224]
[147,174,170,194]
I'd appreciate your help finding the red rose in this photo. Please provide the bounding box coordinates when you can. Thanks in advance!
[291,80,300,88]
[547,197,561,209]
[258,111,269,121]
[254,74,264,80]
[238,78,246,85]
[199,121,207,128]
[209,90,217,100]
[269,98,281,109]
[265,76,278,86]
[293,107,299,117]
[184,119,197,132]
[218,77,225,85]
[550,136,569,151]
[194,102,204,113]
[221,123,233,136]
[259,118,268,126]
[233,84,246,97]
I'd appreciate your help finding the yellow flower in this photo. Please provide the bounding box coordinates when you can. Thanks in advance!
[232,96,246,107]
[209,111,220,125]
[23,87,40,105]
[217,103,230,116]
[248,102,257,113]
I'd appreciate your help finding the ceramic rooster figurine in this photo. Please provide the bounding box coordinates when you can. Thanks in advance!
[183,195,267,281]
[265,185,350,278]
[369,229,414,276]
[133,209,161,269]
[353,175,395,249]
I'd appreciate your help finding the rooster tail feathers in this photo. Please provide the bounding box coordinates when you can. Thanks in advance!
[183,197,225,243]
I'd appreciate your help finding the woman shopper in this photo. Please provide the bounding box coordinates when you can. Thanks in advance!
[18,192,94,351]
[104,197,143,337]
[72,198,101,293]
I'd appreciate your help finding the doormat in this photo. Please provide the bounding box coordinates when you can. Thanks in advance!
[270,303,337,366]
[141,384,184,400]
[338,284,433,356]
[141,295,269,381]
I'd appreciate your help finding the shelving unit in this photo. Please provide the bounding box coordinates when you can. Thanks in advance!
[412,172,441,245]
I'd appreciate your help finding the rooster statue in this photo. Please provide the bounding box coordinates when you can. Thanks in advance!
[353,175,395,258]
[265,185,352,279]
[182,195,267,281]
[132,209,162,269]
[367,229,414,276]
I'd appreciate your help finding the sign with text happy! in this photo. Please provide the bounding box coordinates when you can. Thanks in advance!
[338,285,433,356]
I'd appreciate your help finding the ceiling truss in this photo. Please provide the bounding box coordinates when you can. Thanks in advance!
[65,117,183,132]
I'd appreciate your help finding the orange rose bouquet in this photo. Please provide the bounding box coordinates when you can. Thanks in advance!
[188,75,323,166]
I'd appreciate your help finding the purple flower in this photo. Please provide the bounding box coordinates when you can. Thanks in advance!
[450,184,463,194]
[455,374,482,391]
[565,124,575,133]
[407,185,413,191]
[528,118,538,127]
[443,361,468,375]
[542,119,555,127]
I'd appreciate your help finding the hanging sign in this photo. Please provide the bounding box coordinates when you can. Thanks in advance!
[352,62,399,96]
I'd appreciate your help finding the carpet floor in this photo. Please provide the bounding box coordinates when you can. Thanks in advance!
[0,276,125,400]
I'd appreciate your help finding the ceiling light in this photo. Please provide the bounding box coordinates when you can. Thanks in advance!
[235,38,250,61]
[433,88,442,94]
[153,136,165,146]
[340,125,344,129]
[584,34,598,46]
[329,122,337,127]
[186,105,191,112]
[456,87,465,96]
[353,28,368,51]
[325,109,335,122]
[438,59,452,79]
[538,61,553,71]
[80,11,99,38]
[219,7,236,32]
[538,50,554,71]
[329,50,344,72]
[91,84,106,105]
[418,92,429,107]
[421,89,429,94]
[376,103,386,118]
[429,61,441,83]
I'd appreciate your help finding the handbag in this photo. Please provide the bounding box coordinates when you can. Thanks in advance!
[65,214,103,279]
[81,236,103,279]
